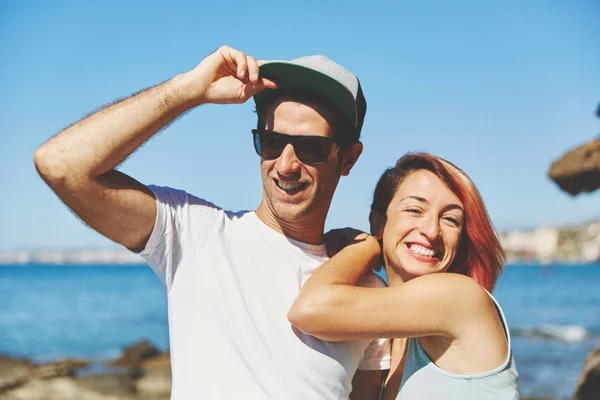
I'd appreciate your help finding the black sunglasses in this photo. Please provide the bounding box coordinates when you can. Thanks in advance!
[251,129,337,165]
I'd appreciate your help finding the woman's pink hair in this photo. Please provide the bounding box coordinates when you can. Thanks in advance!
[371,152,505,292]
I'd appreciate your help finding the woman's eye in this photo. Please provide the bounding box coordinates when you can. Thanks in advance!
[443,216,460,226]
[405,208,422,214]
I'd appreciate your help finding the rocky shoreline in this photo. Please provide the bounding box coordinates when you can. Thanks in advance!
[2,340,599,400]
[0,341,171,400]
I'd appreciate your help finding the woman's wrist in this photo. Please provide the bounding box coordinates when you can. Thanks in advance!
[354,234,382,260]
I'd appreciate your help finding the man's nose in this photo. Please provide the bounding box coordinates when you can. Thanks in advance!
[275,144,302,174]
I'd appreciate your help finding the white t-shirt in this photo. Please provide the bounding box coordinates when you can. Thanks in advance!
[140,185,390,400]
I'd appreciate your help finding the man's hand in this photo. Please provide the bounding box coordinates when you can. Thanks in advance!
[184,45,278,105]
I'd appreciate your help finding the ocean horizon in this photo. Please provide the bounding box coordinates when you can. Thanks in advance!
[1,263,598,399]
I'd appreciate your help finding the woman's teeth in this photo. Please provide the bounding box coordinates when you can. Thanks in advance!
[409,244,437,258]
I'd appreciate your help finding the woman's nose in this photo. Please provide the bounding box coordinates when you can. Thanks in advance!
[419,215,441,241]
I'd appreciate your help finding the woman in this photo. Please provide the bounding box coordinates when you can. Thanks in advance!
[288,153,519,399]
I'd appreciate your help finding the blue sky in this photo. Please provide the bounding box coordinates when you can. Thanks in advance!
[1,1,599,251]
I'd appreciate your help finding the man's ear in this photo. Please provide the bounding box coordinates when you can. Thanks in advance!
[340,141,363,176]
[369,208,386,239]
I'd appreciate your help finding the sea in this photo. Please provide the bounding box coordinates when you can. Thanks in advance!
[0,263,598,399]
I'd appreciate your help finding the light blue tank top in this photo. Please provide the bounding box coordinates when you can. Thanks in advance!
[396,292,519,399]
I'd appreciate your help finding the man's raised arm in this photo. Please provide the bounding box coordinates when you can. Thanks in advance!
[33,46,276,251]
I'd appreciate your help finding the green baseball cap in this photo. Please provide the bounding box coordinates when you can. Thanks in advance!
[253,55,367,136]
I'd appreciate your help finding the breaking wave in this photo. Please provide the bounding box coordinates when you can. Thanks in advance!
[511,324,594,342]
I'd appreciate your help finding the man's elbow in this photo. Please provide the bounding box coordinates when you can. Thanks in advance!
[34,144,66,185]
[34,143,85,190]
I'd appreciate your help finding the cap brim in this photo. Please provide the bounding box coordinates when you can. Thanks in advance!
[253,61,357,128]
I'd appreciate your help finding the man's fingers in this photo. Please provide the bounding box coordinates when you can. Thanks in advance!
[219,46,247,80]
[232,48,248,80]
[247,56,260,83]
[239,78,278,99]
[214,46,278,89]
[259,78,278,89]
[210,46,278,101]
[239,83,265,100]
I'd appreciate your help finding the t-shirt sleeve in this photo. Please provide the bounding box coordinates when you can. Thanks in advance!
[357,273,392,371]
[139,185,222,291]
[358,338,391,371]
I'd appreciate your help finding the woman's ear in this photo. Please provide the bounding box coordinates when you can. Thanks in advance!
[369,208,386,239]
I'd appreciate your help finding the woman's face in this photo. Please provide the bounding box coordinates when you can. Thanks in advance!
[382,170,464,281]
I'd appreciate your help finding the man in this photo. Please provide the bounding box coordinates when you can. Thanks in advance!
[34,45,390,399]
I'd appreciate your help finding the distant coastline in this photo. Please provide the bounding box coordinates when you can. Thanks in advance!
[500,218,600,264]
[0,249,145,265]
[1,218,598,266]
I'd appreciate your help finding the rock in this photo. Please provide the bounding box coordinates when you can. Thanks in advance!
[110,340,161,368]
[548,138,600,196]
[3,377,129,400]
[104,342,172,397]
[0,356,35,392]
[74,374,137,397]
[521,397,555,400]
[135,352,171,397]
[0,356,91,394]
[0,345,172,399]
[139,351,171,370]
[33,358,89,379]
[0,349,173,400]
[135,367,171,397]
[573,346,600,400]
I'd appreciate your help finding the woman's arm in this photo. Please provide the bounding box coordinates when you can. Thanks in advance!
[288,234,490,342]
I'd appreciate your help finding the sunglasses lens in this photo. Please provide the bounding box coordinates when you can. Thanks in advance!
[254,131,287,159]
[294,137,333,164]
[252,130,334,165]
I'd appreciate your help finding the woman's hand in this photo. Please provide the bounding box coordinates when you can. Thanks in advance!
[324,227,372,257]
[325,228,382,272]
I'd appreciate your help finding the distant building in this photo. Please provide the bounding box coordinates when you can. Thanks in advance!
[500,219,600,264]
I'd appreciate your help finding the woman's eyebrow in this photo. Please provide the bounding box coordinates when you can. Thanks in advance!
[400,195,464,213]
[400,195,427,203]
[444,204,464,213]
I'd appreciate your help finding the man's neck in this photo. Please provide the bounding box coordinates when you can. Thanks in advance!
[255,205,325,245]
